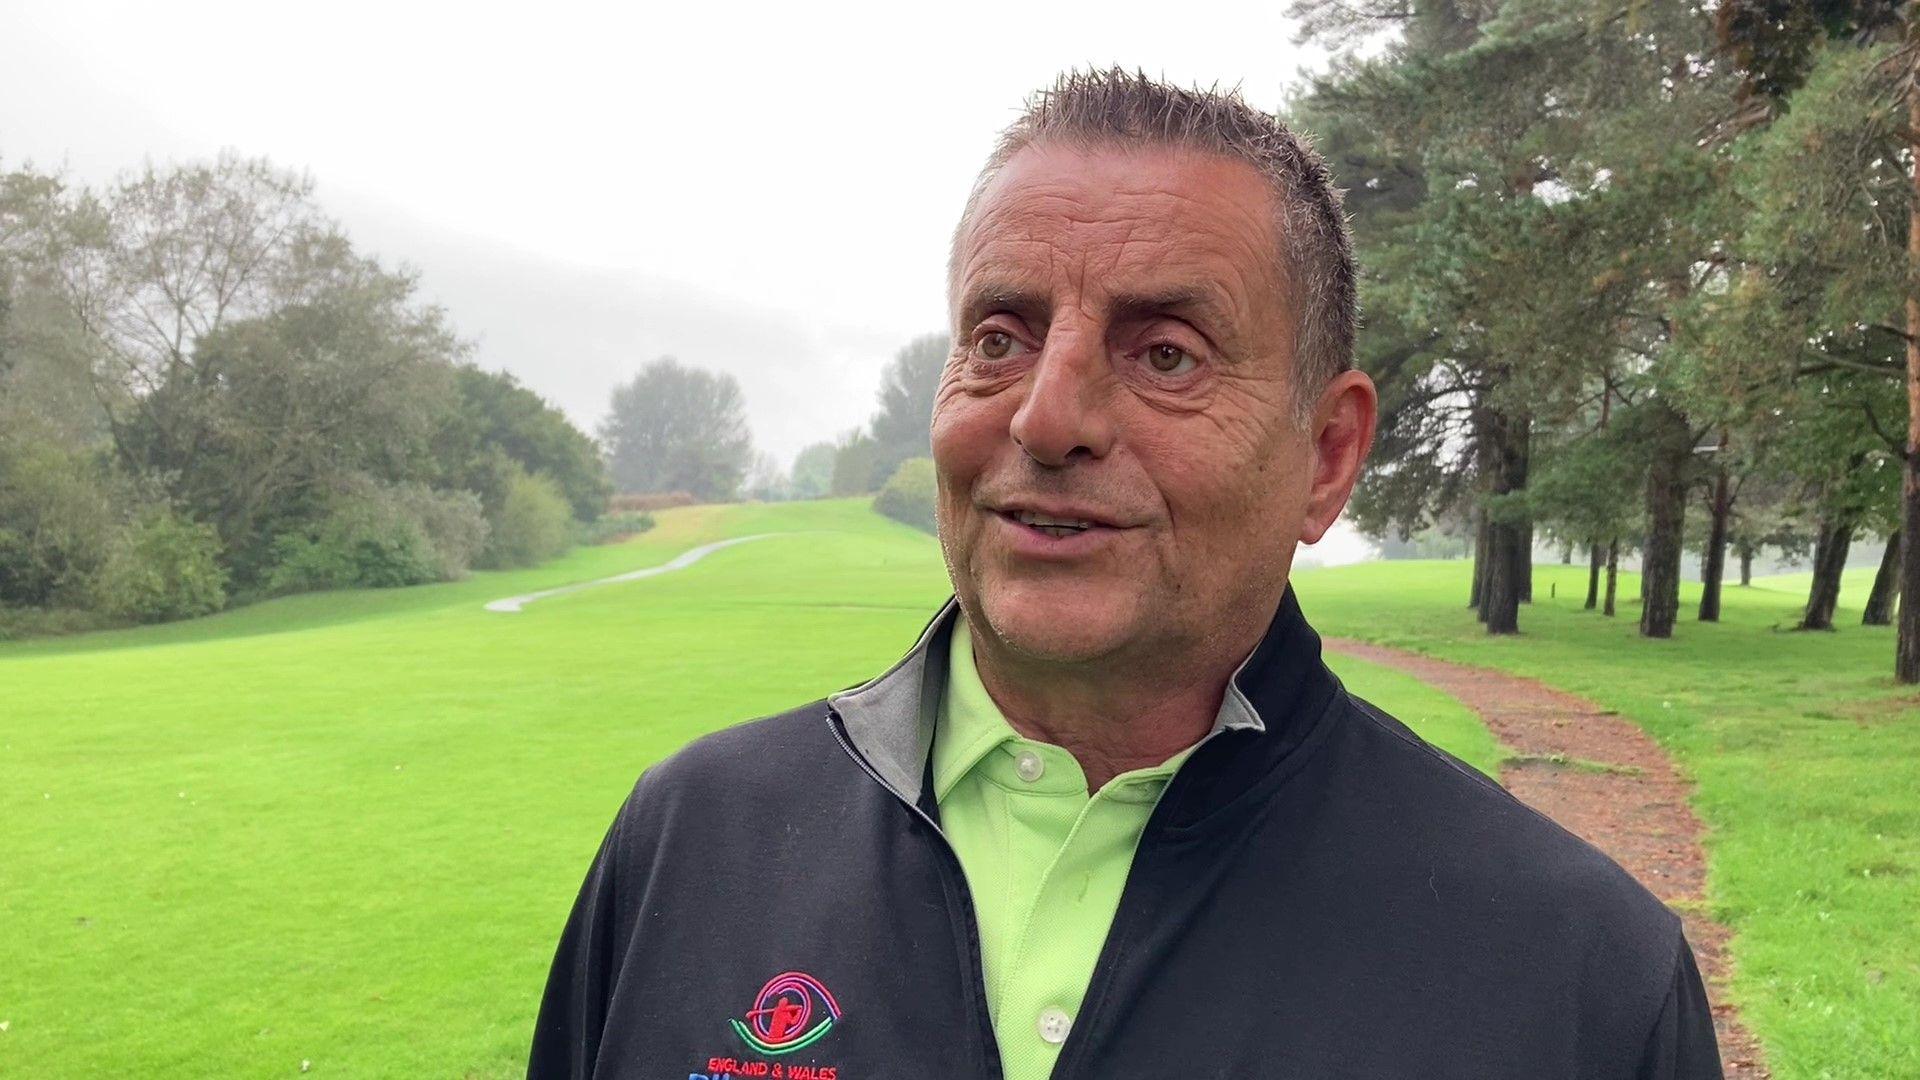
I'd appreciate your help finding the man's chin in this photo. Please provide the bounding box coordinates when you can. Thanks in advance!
[974,581,1143,664]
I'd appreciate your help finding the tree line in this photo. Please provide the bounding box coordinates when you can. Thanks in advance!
[0,150,958,635]
[0,154,613,632]
[597,333,948,506]
[1289,0,1920,680]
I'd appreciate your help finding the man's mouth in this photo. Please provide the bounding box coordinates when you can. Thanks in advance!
[1002,509,1101,538]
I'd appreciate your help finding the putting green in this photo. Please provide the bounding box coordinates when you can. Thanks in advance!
[0,499,1492,1077]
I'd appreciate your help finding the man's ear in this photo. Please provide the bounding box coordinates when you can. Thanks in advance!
[1299,369,1378,546]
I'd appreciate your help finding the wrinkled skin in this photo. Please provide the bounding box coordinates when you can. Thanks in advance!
[932,142,1377,785]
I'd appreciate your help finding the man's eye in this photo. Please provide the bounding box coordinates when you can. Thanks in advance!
[1146,343,1197,375]
[977,331,1021,361]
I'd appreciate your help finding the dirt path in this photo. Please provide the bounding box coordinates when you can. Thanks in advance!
[1323,638,1768,1078]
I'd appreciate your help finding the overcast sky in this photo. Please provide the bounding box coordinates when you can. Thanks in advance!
[2,0,1338,462]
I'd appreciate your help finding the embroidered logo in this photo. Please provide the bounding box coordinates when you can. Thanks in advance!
[729,971,842,1055]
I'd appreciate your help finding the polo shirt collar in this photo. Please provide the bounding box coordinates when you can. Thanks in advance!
[931,617,1013,802]
[932,609,1259,803]
[828,582,1333,812]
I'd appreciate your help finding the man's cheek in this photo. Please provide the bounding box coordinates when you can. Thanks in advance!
[931,400,1009,487]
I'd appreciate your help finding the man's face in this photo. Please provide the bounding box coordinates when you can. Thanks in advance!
[934,142,1352,665]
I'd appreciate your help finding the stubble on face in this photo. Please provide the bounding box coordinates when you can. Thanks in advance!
[931,142,1314,673]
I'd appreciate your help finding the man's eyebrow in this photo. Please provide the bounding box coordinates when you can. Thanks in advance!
[1109,287,1238,332]
[958,284,1241,331]
[957,285,1049,328]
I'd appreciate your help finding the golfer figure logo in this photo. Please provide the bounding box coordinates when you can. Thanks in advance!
[730,971,842,1055]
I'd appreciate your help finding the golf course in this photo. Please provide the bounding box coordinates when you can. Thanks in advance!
[2,498,1914,1077]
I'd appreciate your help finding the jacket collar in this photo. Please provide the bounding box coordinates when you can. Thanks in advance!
[828,582,1340,810]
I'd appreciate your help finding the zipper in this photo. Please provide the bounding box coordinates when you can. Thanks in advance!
[829,700,1244,1080]
[1049,669,1346,1080]
[825,706,1007,1080]
[1042,717,1251,1080]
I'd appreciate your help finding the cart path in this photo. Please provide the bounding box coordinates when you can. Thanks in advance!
[1323,637,1768,1078]
[483,533,784,613]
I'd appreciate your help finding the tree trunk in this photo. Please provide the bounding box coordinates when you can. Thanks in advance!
[1903,43,1920,681]
[1482,515,1523,634]
[1470,404,1492,616]
[1586,541,1603,610]
[1604,538,1620,617]
[1482,511,1528,630]
[1801,512,1855,631]
[1520,520,1534,603]
[1477,407,1529,635]
[1470,507,1489,613]
[1698,452,1731,622]
[1739,542,1753,586]
[1865,530,1902,627]
[1903,455,1920,678]
[1640,403,1690,639]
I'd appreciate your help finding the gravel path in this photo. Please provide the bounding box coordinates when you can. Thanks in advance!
[1324,637,1769,1079]
[483,534,783,613]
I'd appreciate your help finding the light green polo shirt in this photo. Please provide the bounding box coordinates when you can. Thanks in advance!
[932,615,1201,1080]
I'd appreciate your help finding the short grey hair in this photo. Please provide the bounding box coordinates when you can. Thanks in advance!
[949,67,1358,422]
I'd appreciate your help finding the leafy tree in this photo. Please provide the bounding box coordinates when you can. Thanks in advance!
[43,154,342,475]
[869,334,949,481]
[740,451,791,501]
[129,270,464,586]
[599,356,753,502]
[1527,421,1640,613]
[433,365,609,522]
[1,167,125,609]
[790,441,837,499]
[830,430,884,496]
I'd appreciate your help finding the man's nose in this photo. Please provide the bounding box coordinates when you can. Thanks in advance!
[1008,326,1116,467]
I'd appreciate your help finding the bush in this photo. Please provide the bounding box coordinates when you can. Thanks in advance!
[0,526,65,608]
[265,482,486,595]
[405,484,489,578]
[91,509,228,623]
[0,439,118,608]
[484,468,573,568]
[873,457,938,535]
[609,491,697,513]
[267,510,437,594]
[574,510,656,546]
[0,605,123,642]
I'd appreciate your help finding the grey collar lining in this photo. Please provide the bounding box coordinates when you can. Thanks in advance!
[828,596,1267,806]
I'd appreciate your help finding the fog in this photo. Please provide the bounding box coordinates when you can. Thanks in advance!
[2,0,1332,464]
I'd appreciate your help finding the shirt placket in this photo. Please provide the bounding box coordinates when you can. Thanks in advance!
[993,742,1168,1075]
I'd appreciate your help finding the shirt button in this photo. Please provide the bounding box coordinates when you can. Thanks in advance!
[1037,1005,1072,1044]
[1014,750,1046,783]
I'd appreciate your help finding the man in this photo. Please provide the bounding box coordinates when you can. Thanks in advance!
[530,70,1723,1080]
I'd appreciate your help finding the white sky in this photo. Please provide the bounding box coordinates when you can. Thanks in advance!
[1,0,1375,562]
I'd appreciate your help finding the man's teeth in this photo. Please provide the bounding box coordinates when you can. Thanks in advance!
[1014,511,1092,530]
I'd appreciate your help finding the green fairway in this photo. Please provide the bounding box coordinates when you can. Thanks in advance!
[14,500,1903,1078]
[1,499,1494,1078]
[1296,559,1920,1079]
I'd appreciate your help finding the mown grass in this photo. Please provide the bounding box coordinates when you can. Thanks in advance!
[0,499,1493,1078]
[1296,559,1919,1079]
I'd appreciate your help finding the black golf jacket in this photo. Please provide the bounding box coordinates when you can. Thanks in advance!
[529,584,1724,1079]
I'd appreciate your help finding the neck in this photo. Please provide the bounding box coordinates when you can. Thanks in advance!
[965,613,1269,792]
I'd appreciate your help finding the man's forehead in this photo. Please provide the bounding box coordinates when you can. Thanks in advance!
[953,142,1285,314]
